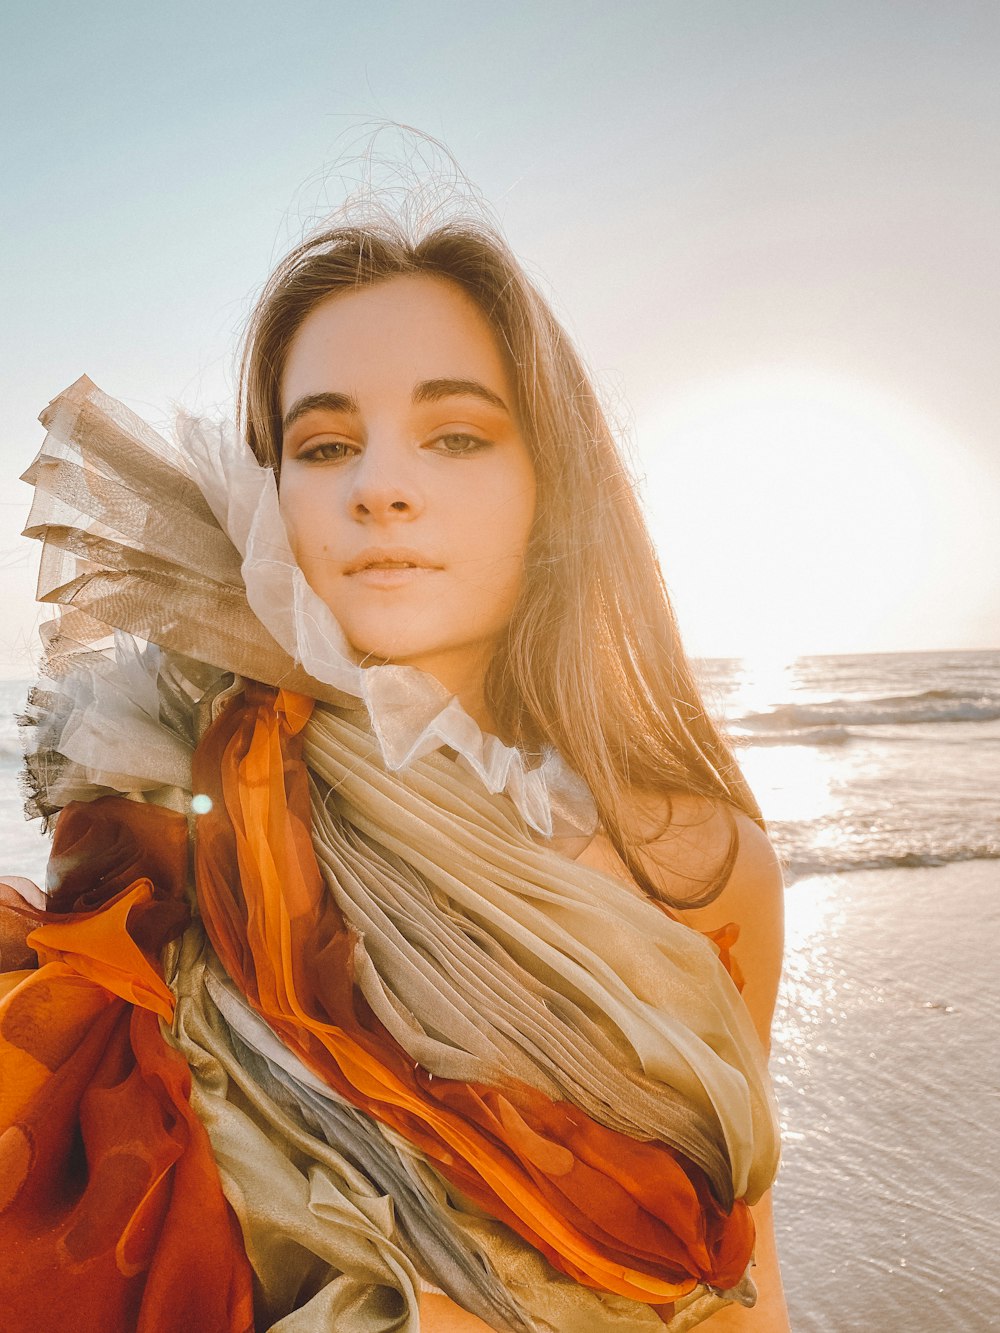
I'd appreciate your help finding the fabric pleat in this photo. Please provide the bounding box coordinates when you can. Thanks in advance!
[203,957,537,1330]
[165,925,427,1333]
[191,682,776,1312]
[302,705,776,1203]
[22,378,344,703]
[196,941,737,1332]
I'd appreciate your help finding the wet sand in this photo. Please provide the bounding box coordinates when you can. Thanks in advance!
[772,859,1000,1331]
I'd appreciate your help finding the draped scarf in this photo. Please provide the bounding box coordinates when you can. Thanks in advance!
[0,378,781,1331]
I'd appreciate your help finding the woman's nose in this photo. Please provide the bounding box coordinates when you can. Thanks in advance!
[347,441,424,521]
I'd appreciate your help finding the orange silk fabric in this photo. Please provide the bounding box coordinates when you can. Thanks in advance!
[0,798,254,1333]
[192,684,755,1305]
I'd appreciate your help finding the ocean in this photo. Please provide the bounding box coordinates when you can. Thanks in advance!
[1,647,998,1329]
[698,648,1000,1330]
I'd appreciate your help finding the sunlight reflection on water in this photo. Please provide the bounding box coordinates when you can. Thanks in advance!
[739,743,839,824]
[710,653,842,826]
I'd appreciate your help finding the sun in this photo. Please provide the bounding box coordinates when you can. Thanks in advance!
[634,366,975,660]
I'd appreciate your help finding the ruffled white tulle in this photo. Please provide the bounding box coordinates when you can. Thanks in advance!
[23,377,596,840]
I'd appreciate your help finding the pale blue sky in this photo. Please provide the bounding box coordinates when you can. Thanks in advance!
[2,1,998,670]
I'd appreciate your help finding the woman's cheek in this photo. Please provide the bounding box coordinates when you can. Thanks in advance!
[281,483,334,573]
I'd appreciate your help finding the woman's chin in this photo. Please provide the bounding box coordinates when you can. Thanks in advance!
[347,637,496,706]
[349,639,434,673]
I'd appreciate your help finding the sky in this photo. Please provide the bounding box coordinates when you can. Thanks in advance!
[2,0,998,674]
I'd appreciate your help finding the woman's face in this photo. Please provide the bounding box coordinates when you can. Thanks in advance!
[278,274,536,707]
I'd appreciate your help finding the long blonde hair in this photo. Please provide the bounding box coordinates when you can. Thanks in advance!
[236,219,764,909]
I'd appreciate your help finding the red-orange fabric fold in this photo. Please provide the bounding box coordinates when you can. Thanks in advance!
[0,796,254,1333]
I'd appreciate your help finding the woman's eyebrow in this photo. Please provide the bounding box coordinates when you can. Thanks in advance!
[412,378,510,414]
[282,379,510,433]
[282,392,356,432]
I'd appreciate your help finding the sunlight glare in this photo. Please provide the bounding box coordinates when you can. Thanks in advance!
[637,367,973,658]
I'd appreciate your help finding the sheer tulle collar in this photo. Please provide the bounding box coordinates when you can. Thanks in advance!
[22,376,595,839]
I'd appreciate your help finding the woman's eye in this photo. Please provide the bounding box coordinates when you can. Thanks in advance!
[299,440,356,462]
[432,433,492,455]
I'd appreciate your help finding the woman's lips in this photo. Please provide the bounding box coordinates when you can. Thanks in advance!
[345,564,440,589]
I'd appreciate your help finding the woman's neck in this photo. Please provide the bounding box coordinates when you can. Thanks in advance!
[385,645,499,736]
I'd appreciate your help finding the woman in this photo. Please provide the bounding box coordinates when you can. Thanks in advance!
[1,211,787,1331]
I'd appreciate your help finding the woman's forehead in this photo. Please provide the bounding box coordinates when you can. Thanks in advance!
[280,273,514,413]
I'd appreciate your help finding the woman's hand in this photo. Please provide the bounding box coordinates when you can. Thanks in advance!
[700,1189,790,1330]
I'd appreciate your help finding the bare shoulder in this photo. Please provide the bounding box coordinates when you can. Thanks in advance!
[629,791,786,1051]
[626,790,782,908]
